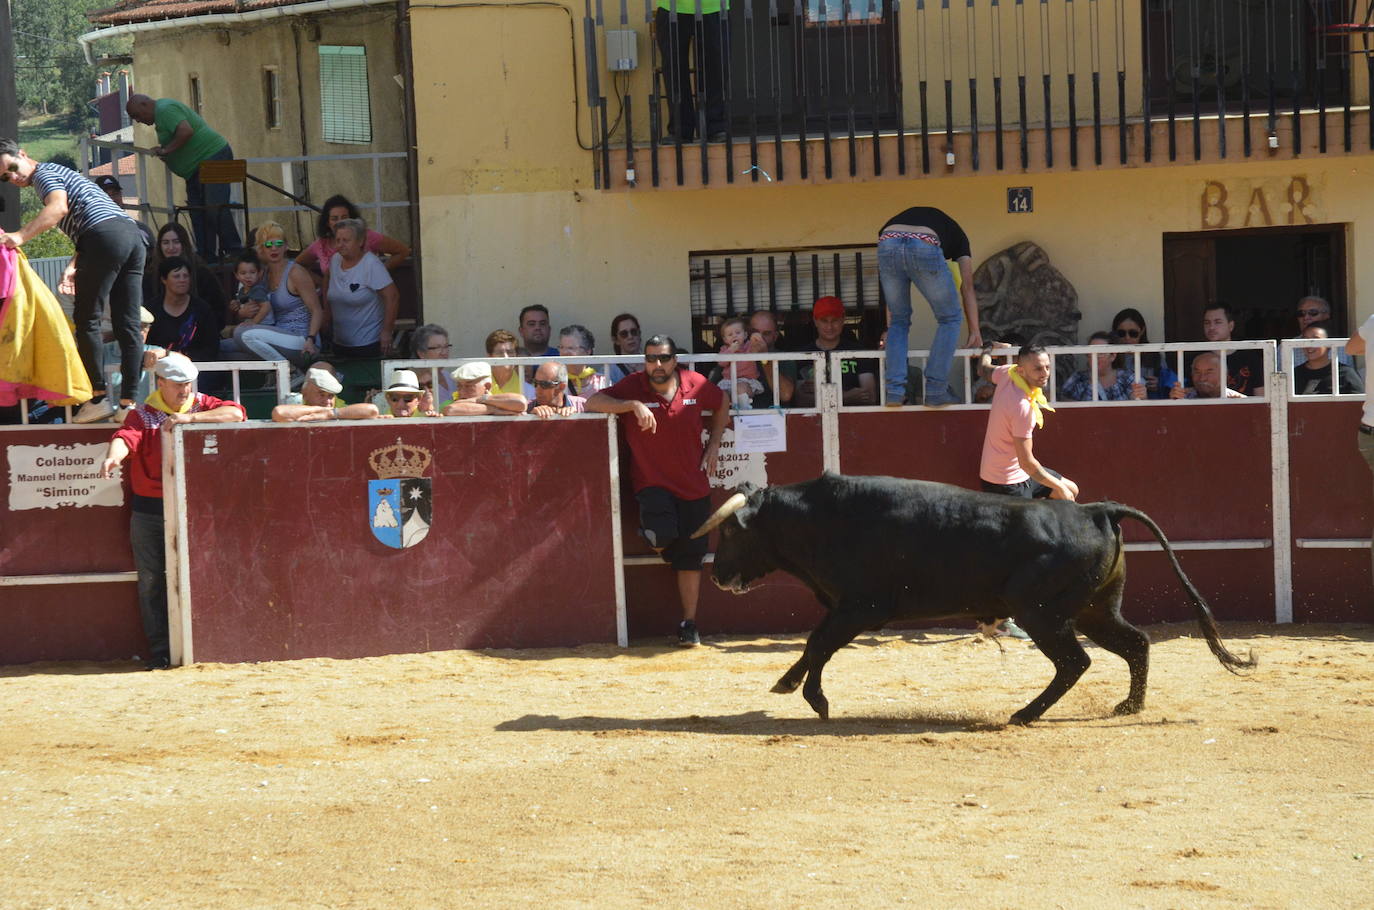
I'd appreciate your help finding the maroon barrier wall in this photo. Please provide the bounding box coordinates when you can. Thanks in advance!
[177,418,619,662]
[622,413,828,640]
[1,427,144,664]
[838,404,1277,624]
[1288,401,1372,622]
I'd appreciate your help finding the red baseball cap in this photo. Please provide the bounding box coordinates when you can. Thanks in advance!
[812,296,846,320]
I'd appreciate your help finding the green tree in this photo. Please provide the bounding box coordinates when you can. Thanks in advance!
[12,0,126,118]
[18,190,76,260]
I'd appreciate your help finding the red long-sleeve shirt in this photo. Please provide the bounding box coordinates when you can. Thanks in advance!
[112,394,244,499]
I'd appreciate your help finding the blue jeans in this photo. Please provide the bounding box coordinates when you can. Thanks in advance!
[185,144,242,261]
[877,237,963,398]
[130,508,169,662]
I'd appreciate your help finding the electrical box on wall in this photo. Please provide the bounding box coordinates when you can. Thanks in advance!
[605,30,638,71]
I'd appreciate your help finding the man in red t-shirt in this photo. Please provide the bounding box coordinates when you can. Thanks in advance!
[587,335,731,646]
[98,354,246,668]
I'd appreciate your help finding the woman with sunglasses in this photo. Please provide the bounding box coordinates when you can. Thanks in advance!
[143,222,226,316]
[238,222,322,364]
[607,313,644,382]
[1110,308,1177,399]
[0,138,146,423]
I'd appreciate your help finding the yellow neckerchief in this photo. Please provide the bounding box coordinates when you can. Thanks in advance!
[145,389,193,415]
[569,365,596,393]
[1008,365,1054,428]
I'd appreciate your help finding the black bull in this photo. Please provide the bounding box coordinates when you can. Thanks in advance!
[692,473,1256,725]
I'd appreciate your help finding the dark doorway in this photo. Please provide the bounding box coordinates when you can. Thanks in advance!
[1162,224,1347,342]
[726,0,900,136]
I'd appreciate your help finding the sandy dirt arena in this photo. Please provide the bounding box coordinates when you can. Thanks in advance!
[3,622,1372,909]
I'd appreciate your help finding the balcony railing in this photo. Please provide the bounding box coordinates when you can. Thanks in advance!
[581,0,1374,188]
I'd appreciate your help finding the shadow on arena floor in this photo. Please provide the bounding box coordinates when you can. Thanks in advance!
[0,660,147,679]
[493,710,1198,737]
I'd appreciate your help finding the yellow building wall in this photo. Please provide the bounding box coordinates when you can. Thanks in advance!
[127,11,410,249]
[412,1,1373,354]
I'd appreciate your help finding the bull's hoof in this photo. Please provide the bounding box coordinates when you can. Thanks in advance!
[1112,698,1145,716]
[771,676,801,694]
[1008,711,1038,726]
[804,692,830,720]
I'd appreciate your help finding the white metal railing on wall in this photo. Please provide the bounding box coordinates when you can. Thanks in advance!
[82,139,411,241]
[5,361,290,427]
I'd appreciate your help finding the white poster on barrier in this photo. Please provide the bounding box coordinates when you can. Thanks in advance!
[731,413,787,453]
[704,428,768,489]
[7,443,124,511]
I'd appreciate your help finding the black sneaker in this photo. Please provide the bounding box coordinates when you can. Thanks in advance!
[677,620,700,647]
[144,655,171,670]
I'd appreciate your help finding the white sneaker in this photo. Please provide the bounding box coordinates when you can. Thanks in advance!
[73,398,116,424]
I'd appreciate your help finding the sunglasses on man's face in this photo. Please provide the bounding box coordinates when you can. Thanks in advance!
[262,239,286,249]
[1297,309,1324,318]
[0,162,19,182]
[533,379,563,389]
[645,353,675,364]
[1114,328,1142,339]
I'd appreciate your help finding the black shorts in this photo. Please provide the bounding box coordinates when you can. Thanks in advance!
[636,487,712,571]
[981,467,1063,500]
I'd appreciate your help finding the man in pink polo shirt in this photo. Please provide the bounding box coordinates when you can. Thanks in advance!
[979,343,1079,502]
[587,334,732,646]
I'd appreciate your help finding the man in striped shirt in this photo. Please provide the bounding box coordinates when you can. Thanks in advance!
[1,138,147,423]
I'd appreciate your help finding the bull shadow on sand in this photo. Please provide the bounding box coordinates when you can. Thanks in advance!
[494,710,1196,738]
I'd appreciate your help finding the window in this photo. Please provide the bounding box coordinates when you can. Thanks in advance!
[188,75,203,114]
[319,45,372,144]
[263,67,282,130]
[688,244,885,351]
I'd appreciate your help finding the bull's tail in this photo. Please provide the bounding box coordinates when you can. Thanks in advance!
[1109,504,1258,675]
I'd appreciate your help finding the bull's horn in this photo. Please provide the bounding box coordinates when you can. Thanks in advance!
[690,492,749,539]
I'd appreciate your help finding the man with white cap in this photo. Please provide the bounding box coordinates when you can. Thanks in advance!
[442,361,527,416]
[97,353,245,669]
[271,367,379,422]
[378,369,436,419]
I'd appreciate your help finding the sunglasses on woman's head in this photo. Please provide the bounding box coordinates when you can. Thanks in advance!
[1114,328,1142,339]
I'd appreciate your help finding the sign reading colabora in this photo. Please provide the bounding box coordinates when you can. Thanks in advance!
[7,443,124,511]
[704,427,768,490]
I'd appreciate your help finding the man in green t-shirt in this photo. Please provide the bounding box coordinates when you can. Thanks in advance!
[125,93,241,261]
[655,0,728,143]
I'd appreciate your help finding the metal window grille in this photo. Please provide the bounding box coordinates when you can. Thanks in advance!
[263,67,282,130]
[689,245,880,318]
[319,45,372,144]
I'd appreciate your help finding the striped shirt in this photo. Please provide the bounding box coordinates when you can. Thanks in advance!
[30,163,131,244]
